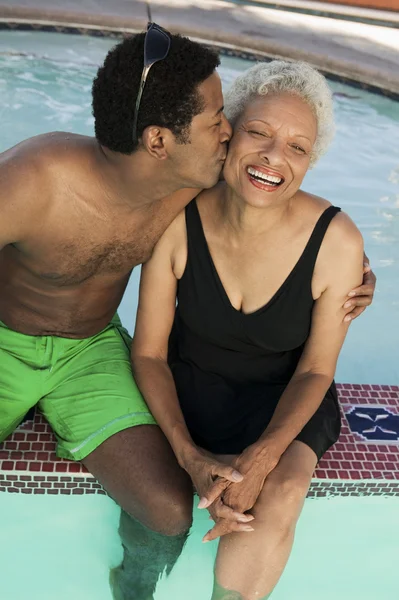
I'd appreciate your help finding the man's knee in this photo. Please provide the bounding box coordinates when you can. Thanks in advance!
[144,488,194,536]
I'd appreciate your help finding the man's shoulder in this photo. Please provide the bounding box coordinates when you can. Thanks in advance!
[1,132,94,180]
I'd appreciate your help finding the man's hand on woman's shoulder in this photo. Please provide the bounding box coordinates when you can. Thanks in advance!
[343,255,376,322]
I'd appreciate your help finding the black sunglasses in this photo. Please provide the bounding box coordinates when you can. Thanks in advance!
[132,22,171,144]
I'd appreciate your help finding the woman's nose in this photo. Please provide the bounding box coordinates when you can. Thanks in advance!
[259,138,284,166]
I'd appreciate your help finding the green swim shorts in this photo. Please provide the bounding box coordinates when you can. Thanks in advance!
[0,315,156,460]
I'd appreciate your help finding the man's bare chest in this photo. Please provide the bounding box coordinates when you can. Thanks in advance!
[14,211,169,286]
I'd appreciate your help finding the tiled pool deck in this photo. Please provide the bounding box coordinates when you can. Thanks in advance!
[1,384,398,497]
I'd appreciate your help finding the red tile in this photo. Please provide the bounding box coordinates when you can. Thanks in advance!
[379,392,389,398]
[10,452,23,460]
[42,463,54,472]
[13,433,26,441]
[331,452,344,460]
[343,452,354,460]
[35,425,46,432]
[365,453,375,461]
[374,462,385,470]
[352,462,363,470]
[32,442,43,451]
[21,488,33,494]
[26,433,39,442]
[37,452,49,461]
[327,470,338,479]
[15,462,28,471]
[315,469,327,479]
[18,443,30,451]
[363,462,374,470]
[2,461,14,470]
[347,443,356,451]
[338,470,350,479]
[354,453,365,461]
[33,489,45,495]
[349,471,362,479]
[341,461,352,469]
[55,463,68,473]
[385,463,397,470]
[72,489,84,495]
[4,442,17,450]
[0,451,9,459]
[328,461,340,469]
[68,463,82,473]
[24,452,36,460]
[360,471,372,478]
[30,462,42,472]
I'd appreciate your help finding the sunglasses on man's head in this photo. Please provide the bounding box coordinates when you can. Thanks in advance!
[132,22,171,145]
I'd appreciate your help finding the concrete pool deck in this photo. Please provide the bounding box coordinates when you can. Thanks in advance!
[0,0,399,94]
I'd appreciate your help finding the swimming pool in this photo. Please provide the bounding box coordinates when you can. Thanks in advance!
[1,30,398,385]
[0,29,399,600]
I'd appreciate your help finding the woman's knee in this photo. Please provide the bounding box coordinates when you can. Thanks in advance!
[253,467,311,529]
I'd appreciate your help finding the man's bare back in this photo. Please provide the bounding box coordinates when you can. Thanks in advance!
[0,133,193,338]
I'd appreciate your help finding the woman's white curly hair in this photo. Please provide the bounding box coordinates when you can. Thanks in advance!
[224,60,335,167]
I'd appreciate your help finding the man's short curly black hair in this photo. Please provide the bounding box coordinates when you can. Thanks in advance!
[92,31,220,154]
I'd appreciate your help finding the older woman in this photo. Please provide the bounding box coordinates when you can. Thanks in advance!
[131,61,364,599]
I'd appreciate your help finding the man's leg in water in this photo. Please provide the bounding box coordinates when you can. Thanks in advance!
[84,426,193,600]
[37,317,193,600]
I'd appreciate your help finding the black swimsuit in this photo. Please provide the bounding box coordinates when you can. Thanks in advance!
[168,199,341,459]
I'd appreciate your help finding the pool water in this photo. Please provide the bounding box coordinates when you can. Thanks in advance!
[0,492,398,600]
[1,30,398,385]
[1,30,399,600]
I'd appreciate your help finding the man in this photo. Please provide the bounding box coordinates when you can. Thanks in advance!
[0,26,375,599]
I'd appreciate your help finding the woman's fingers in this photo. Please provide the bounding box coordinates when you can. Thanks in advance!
[210,499,253,523]
[198,464,243,509]
[198,477,231,509]
[203,519,254,543]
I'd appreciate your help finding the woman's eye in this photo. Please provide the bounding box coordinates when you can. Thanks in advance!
[214,121,222,127]
[292,144,306,153]
[248,130,266,137]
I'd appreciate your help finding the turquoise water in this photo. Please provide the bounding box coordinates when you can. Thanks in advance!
[1,30,398,385]
[0,30,399,600]
[0,492,398,599]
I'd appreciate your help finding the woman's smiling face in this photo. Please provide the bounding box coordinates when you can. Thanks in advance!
[223,92,318,208]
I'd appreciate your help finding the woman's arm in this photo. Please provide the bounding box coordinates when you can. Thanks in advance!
[132,213,250,529]
[258,214,364,456]
[132,217,193,466]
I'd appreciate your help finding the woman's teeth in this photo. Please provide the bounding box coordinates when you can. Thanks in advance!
[247,167,282,186]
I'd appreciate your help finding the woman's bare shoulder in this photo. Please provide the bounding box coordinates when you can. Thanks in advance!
[300,190,362,246]
[152,209,188,279]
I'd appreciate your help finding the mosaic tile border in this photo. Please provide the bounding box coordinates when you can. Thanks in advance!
[1,384,398,496]
[1,473,399,498]
[0,19,398,101]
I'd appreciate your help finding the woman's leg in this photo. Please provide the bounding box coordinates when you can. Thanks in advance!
[212,441,317,600]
